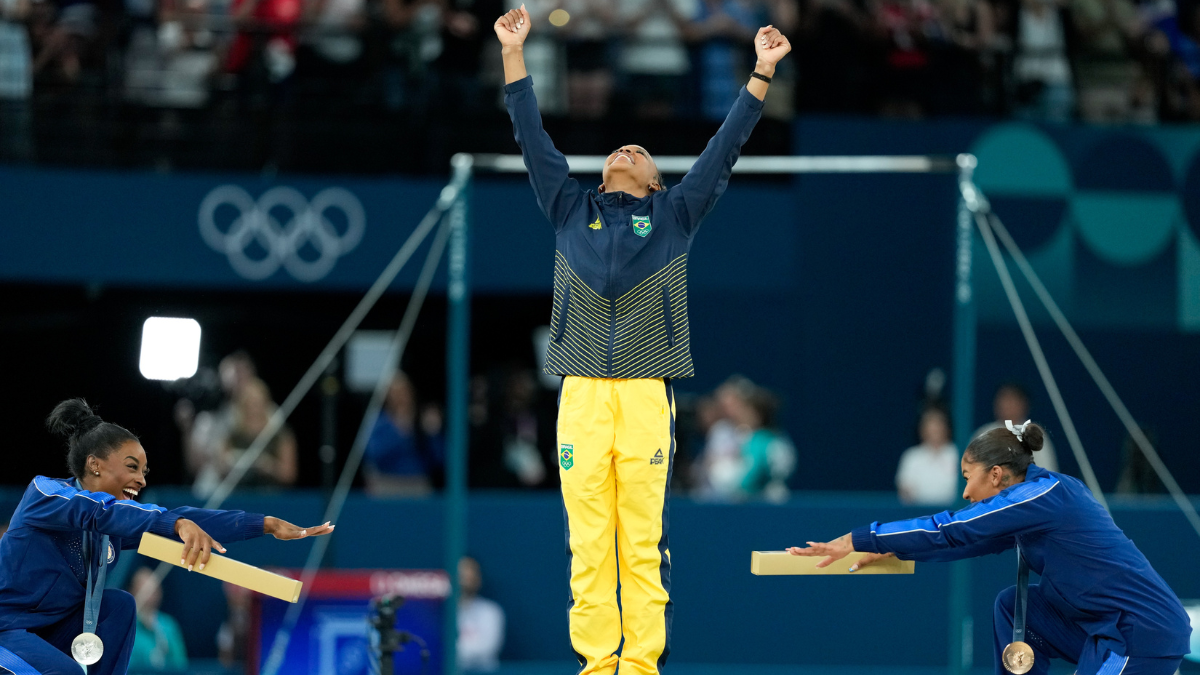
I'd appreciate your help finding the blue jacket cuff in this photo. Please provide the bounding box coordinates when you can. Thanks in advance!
[150,513,182,540]
[244,513,266,540]
[738,86,765,111]
[504,76,534,95]
[851,525,878,554]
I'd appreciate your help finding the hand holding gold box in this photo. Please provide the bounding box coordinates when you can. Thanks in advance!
[137,532,303,602]
[751,551,915,576]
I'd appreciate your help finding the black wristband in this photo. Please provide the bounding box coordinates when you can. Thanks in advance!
[750,71,773,84]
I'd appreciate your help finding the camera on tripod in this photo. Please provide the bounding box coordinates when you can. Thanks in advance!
[370,594,410,675]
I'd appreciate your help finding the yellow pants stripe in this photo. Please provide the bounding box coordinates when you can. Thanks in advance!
[558,376,675,675]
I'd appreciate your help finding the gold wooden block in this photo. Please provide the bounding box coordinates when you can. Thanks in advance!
[751,551,915,576]
[137,532,303,602]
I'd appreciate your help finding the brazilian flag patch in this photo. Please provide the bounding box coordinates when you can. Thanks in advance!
[560,444,574,470]
[631,215,652,237]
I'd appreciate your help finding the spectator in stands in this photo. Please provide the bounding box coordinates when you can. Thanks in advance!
[929,0,995,113]
[1115,425,1164,494]
[178,351,258,497]
[794,0,875,113]
[27,0,85,84]
[468,367,555,489]
[691,0,770,120]
[1009,0,1076,121]
[296,0,367,105]
[560,0,617,118]
[225,0,304,101]
[895,405,960,505]
[872,0,943,116]
[379,0,441,113]
[217,582,252,667]
[516,0,568,114]
[125,0,221,108]
[0,0,32,160]
[364,370,445,495]
[128,567,189,671]
[701,376,796,502]
[458,556,505,673]
[434,0,504,116]
[1070,0,1155,121]
[221,377,299,487]
[974,382,1060,471]
[616,0,699,118]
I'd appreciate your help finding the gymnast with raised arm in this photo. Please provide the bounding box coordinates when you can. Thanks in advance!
[0,399,334,675]
[494,6,791,674]
[790,421,1191,675]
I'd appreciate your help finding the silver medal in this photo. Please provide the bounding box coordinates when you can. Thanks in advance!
[71,632,104,665]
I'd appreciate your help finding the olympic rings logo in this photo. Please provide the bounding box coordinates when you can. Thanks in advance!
[199,185,366,282]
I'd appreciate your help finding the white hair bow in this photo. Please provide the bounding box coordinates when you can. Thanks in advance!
[1005,419,1031,442]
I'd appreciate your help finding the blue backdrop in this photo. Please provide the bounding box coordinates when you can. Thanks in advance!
[3,119,1199,495]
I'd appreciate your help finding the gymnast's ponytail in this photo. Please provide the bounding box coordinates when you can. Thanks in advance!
[46,399,138,480]
[964,420,1046,477]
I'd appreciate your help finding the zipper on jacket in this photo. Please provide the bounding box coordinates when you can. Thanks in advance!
[605,194,622,377]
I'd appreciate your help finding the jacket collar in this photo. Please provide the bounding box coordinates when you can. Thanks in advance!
[597,190,651,206]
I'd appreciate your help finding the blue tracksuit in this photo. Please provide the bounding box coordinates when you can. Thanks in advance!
[505,75,763,380]
[0,477,265,675]
[851,465,1192,675]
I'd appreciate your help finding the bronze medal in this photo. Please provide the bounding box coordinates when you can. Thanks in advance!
[1002,640,1034,674]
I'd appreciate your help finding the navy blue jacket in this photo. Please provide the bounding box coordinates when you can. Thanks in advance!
[504,75,764,379]
[0,477,265,631]
[852,465,1191,658]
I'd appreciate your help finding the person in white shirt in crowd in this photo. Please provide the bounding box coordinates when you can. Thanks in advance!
[896,406,960,505]
[0,0,32,160]
[974,382,1059,471]
[457,556,505,673]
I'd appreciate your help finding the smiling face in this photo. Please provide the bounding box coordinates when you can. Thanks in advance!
[85,439,149,501]
[601,145,662,195]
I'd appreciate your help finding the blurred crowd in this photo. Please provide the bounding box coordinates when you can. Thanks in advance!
[4,0,1200,163]
[169,347,1170,509]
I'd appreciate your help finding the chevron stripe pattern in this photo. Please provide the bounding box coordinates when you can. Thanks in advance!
[546,251,695,379]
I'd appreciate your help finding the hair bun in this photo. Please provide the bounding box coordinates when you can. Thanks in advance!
[46,398,103,439]
[1020,423,1045,453]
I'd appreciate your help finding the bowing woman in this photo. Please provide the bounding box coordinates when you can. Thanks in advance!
[790,421,1191,675]
[0,398,334,675]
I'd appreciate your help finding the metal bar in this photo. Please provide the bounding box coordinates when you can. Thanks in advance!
[471,154,959,174]
[260,206,456,675]
[948,153,978,675]
[972,208,1108,509]
[986,214,1200,541]
[443,153,474,675]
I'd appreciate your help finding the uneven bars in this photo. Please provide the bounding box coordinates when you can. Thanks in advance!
[471,154,959,174]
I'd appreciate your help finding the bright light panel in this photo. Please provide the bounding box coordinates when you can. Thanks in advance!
[139,317,201,381]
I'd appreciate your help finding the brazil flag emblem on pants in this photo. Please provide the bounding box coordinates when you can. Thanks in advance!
[560,444,574,470]
[632,215,652,237]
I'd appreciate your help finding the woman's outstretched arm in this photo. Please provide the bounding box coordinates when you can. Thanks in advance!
[497,4,584,231]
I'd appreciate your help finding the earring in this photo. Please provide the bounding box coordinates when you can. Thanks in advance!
[94,471,99,476]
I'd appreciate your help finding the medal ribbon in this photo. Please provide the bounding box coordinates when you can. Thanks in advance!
[1012,545,1030,644]
[77,480,110,636]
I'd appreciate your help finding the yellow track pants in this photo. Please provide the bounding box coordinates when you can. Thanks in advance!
[557,376,675,675]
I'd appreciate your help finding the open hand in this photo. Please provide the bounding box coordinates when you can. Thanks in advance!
[175,518,225,572]
[494,4,530,47]
[754,25,791,66]
[264,516,335,540]
[786,533,854,568]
